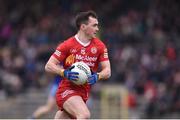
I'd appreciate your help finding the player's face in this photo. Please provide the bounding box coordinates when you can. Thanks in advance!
[83,17,99,39]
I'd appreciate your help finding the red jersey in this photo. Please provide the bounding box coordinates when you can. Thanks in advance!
[52,35,109,99]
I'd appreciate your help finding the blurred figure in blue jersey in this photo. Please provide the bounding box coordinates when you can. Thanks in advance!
[29,75,61,119]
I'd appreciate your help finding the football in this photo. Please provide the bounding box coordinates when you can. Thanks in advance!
[70,61,91,85]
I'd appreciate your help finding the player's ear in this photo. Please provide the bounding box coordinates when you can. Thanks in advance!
[81,24,86,30]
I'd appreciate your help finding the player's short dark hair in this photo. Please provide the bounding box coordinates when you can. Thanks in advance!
[75,10,98,30]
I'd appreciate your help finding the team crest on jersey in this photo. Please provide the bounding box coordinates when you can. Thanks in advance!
[91,47,97,54]
[81,48,86,55]
[65,54,75,65]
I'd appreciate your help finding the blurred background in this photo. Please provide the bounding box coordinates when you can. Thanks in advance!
[0,0,180,119]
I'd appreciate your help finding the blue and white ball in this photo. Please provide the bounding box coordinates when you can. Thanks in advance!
[71,61,91,85]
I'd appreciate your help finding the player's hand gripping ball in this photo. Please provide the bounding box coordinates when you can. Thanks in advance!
[88,72,99,85]
[63,66,79,81]
[70,61,91,85]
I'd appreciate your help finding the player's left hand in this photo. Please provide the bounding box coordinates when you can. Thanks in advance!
[88,72,99,85]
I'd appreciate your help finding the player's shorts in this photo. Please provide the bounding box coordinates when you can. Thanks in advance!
[56,85,89,110]
[49,83,59,97]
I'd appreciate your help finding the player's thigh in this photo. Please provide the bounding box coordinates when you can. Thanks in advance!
[63,95,90,117]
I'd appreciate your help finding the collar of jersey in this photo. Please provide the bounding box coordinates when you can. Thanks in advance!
[75,35,91,47]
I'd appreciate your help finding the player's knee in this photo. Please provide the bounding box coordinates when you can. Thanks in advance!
[77,110,91,119]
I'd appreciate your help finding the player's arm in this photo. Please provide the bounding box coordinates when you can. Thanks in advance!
[88,60,111,85]
[45,56,79,81]
[45,56,64,76]
[98,60,111,80]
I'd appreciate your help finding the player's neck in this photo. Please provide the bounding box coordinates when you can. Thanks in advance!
[76,32,91,44]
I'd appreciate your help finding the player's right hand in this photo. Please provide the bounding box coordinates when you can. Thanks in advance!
[60,66,79,81]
